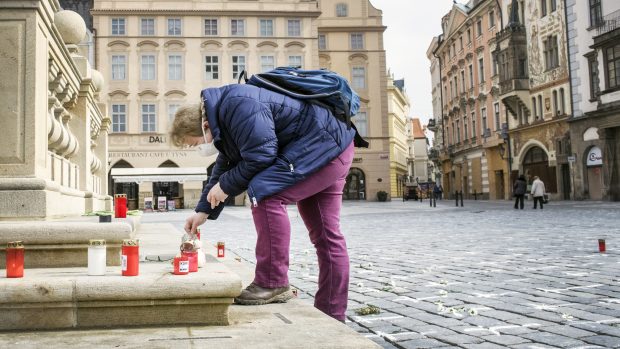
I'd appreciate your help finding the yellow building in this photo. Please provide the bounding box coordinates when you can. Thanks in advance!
[386,75,410,198]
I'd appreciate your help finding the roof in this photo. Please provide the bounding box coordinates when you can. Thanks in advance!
[410,118,426,139]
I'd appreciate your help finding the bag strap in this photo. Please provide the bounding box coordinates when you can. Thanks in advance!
[237,70,249,84]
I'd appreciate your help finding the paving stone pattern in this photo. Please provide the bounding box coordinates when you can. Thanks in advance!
[148,200,620,349]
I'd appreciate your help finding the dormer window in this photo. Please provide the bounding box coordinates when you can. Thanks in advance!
[336,3,348,17]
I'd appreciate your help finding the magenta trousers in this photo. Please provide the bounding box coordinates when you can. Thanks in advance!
[251,143,354,321]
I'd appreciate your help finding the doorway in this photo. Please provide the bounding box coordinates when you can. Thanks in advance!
[495,170,505,200]
[587,166,603,200]
[561,164,571,200]
[343,168,366,200]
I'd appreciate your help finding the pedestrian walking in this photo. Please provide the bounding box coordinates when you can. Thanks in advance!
[170,83,360,322]
[531,176,546,209]
[513,175,527,209]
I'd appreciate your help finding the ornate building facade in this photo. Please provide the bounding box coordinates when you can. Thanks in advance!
[566,0,620,201]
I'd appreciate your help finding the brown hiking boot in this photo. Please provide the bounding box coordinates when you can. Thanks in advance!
[234,283,294,305]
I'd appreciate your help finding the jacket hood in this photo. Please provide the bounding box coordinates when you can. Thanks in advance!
[200,86,229,146]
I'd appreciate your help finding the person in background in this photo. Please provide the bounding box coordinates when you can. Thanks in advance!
[530,176,546,210]
[170,83,356,323]
[513,174,527,209]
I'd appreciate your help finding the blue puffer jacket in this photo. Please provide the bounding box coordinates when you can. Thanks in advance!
[195,84,355,219]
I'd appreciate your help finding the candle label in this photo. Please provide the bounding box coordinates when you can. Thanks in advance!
[179,260,189,273]
[121,255,127,271]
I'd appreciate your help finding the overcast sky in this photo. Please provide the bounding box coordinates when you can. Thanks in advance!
[369,0,455,126]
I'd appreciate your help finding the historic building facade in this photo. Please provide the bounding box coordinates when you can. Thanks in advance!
[318,0,390,201]
[92,0,391,208]
[427,36,444,187]
[434,0,507,200]
[496,0,572,201]
[407,118,430,185]
[566,0,620,201]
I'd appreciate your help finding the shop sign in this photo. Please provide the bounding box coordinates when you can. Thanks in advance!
[109,151,190,159]
[586,147,603,167]
[148,136,166,143]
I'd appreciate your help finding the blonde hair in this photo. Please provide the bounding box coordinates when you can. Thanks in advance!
[169,103,203,147]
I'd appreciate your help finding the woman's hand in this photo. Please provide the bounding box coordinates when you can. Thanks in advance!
[207,182,229,208]
[185,212,209,236]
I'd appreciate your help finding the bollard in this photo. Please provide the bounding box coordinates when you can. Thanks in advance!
[455,191,459,207]
[474,190,477,200]
[429,192,433,207]
[433,194,437,207]
[460,191,464,207]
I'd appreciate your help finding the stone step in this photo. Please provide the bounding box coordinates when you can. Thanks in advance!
[0,220,136,268]
[0,256,242,330]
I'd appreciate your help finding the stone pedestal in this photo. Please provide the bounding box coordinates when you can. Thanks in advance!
[0,261,241,330]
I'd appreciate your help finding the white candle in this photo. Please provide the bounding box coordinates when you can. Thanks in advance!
[88,239,107,276]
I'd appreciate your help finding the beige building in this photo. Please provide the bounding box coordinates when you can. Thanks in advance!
[407,119,430,184]
[93,0,390,207]
[386,75,410,198]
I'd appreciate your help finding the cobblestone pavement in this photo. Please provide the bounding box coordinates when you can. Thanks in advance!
[145,199,620,349]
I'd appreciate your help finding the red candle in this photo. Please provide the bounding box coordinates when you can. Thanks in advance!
[173,256,189,275]
[6,241,24,278]
[181,251,198,272]
[599,239,606,253]
[196,228,201,241]
[217,242,225,258]
[121,239,139,276]
[114,194,128,218]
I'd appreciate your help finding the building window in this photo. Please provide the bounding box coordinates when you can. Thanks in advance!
[472,113,477,138]
[168,104,180,125]
[553,90,558,116]
[454,76,458,96]
[352,67,366,89]
[481,107,488,135]
[336,3,348,17]
[355,112,367,137]
[204,19,218,36]
[287,19,301,37]
[605,44,620,89]
[551,0,557,12]
[111,18,125,36]
[318,34,326,50]
[559,88,565,115]
[232,55,246,80]
[464,115,469,140]
[205,56,219,80]
[231,19,245,36]
[476,20,482,37]
[459,37,463,51]
[541,0,547,17]
[532,97,538,119]
[141,18,155,36]
[111,55,126,80]
[544,36,559,70]
[350,33,364,50]
[140,55,156,80]
[260,19,273,36]
[260,55,275,73]
[167,18,182,36]
[111,104,126,133]
[538,95,543,120]
[494,103,500,130]
[141,104,156,132]
[489,10,495,28]
[478,57,485,82]
[469,64,474,89]
[467,28,472,43]
[168,55,183,80]
[456,119,461,143]
[589,0,602,27]
[492,54,498,76]
[588,54,599,98]
[460,71,465,93]
[288,55,302,68]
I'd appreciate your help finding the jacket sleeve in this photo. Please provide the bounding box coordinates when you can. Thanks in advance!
[195,152,233,220]
[217,96,278,197]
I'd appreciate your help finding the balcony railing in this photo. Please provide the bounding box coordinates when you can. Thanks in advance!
[595,9,620,37]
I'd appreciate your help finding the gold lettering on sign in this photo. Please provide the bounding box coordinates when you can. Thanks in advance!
[109,151,190,158]
[352,157,363,163]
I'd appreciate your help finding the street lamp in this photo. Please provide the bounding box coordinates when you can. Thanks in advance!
[499,143,506,159]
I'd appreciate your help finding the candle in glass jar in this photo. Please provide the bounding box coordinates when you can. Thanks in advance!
[121,239,139,276]
[88,239,106,276]
[6,241,24,278]
[217,241,225,258]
